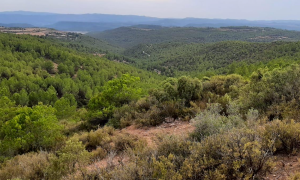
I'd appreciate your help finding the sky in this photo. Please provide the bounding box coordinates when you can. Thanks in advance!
[1,0,300,20]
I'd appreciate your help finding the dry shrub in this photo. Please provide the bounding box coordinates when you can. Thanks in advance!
[263,119,300,153]
[156,135,192,171]
[113,96,196,128]
[88,125,275,180]
[152,154,183,180]
[111,97,159,128]
[73,126,144,163]
[191,103,245,141]
[181,128,274,180]
[87,139,154,180]
[72,132,89,145]
[0,152,50,180]
[290,172,300,180]
[113,133,145,152]
[266,99,300,122]
[87,126,115,150]
[157,135,191,157]
[135,100,187,127]
[74,126,115,152]
[46,139,91,180]
[91,147,107,160]
[70,118,300,180]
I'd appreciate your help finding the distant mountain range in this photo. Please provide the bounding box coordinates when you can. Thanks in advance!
[2,11,300,32]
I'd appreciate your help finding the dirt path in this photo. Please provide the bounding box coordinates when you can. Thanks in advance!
[53,62,58,73]
[120,120,194,148]
[88,121,194,170]
[87,122,300,179]
[265,153,300,180]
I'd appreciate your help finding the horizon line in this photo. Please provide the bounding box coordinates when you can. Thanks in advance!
[1,10,300,22]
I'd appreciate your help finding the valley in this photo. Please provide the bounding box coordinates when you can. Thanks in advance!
[88,26,300,77]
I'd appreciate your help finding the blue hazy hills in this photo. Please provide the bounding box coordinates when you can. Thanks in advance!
[1,11,300,32]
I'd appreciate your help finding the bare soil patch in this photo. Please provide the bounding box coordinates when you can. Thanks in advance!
[120,120,194,148]
[87,121,194,171]
[265,152,300,180]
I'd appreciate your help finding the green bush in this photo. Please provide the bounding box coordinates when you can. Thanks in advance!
[190,103,245,141]
[0,104,64,158]
[46,138,91,180]
[54,97,76,119]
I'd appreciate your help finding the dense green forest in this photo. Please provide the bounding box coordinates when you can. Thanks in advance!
[87,26,300,77]
[122,41,300,77]
[3,28,300,180]
[46,33,124,54]
[89,26,300,48]
[0,33,160,105]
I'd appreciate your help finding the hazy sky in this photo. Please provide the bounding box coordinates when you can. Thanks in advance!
[1,0,299,20]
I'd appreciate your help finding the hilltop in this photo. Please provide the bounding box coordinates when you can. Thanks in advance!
[89,26,300,48]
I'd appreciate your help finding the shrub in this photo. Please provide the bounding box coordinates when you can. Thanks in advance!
[87,126,114,150]
[0,104,64,158]
[113,133,145,152]
[263,119,300,153]
[87,74,142,127]
[91,147,107,160]
[177,76,202,105]
[46,138,91,180]
[134,100,187,127]
[290,172,300,180]
[152,154,183,180]
[157,136,191,157]
[152,76,203,105]
[182,128,274,179]
[191,103,245,141]
[88,124,279,180]
[74,126,115,151]
[157,135,192,170]
[0,152,50,180]
[110,104,136,128]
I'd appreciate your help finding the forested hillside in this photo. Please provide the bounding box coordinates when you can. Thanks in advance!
[87,26,300,77]
[47,33,124,54]
[0,33,161,107]
[89,26,300,48]
[3,29,300,180]
[123,41,300,77]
